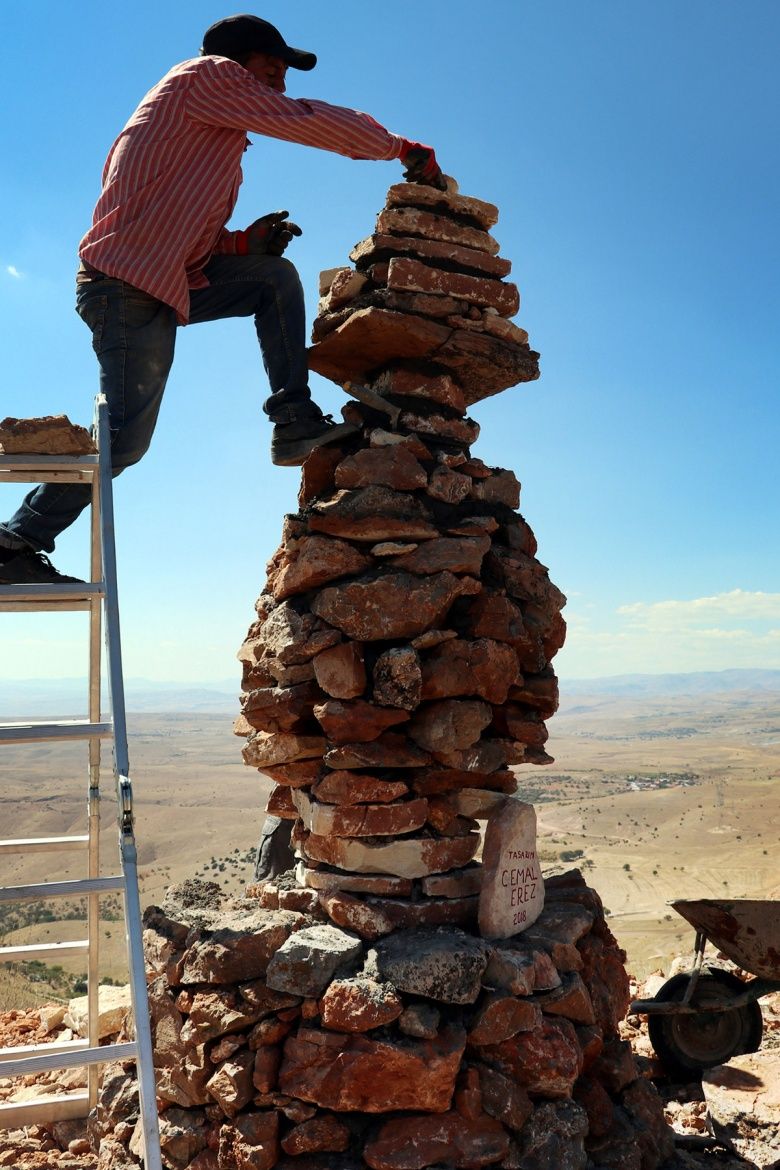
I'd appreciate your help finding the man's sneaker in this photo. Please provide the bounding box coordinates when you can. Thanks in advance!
[271,415,357,467]
[0,548,84,585]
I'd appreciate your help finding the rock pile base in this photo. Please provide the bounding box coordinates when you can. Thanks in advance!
[91,870,674,1169]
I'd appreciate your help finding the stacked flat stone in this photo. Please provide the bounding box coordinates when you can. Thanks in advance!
[92,873,673,1170]
[234,179,565,938]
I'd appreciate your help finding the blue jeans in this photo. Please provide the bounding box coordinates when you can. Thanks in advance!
[0,254,315,554]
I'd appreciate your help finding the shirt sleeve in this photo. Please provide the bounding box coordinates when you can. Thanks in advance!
[188,57,406,162]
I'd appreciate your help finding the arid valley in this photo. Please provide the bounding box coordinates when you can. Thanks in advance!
[2,670,778,1004]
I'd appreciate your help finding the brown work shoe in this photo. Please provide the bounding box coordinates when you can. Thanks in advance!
[271,414,357,467]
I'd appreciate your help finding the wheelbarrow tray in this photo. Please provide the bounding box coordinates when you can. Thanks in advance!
[672,898,780,981]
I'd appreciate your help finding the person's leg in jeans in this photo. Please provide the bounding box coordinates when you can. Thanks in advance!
[0,279,176,576]
[190,253,353,464]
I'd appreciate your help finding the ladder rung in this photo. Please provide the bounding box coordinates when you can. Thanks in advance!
[0,1037,88,1063]
[0,582,105,612]
[0,453,98,469]
[0,1040,136,1078]
[0,875,125,902]
[0,835,89,856]
[0,939,89,962]
[0,719,112,744]
[0,1091,90,1126]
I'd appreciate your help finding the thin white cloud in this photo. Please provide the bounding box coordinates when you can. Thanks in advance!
[558,590,780,676]
[5,264,23,279]
[618,589,780,627]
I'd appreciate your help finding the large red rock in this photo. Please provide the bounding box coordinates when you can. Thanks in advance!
[205,1049,254,1117]
[279,1023,466,1112]
[508,670,560,718]
[253,759,322,787]
[239,682,321,734]
[426,466,472,504]
[372,646,422,710]
[271,535,372,600]
[319,978,403,1033]
[324,732,432,769]
[0,414,94,454]
[308,308,539,403]
[218,1112,279,1170]
[390,535,490,576]
[312,571,474,641]
[318,890,395,939]
[461,592,534,650]
[293,789,428,838]
[467,995,542,1046]
[257,602,341,665]
[312,771,409,805]
[476,1065,533,1132]
[411,767,518,796]
[431,740,507,773]
[298,864,413,898]
[312,641,367,698]
[303,830,480,878]
[376,207,499,255]
[421,638,520,704]
[351,232,510,279]
[383,182,500,228]
[369,366,466,412]
[308,485,438,543]
[179,909,305,985]
[363,1111,510,1170]
[280,1114,351,1156]
[479,1016,583,1098]
[242,731,325,768]
[486,547,567,610]
[469,468,521,509]
[387,257,519,317]
[409,699,492,753]
[399,412,479,446]
[362,894,479,931]
[334,445,427,490]
[298,442,343,506]
[313,698,409,743]
[577,933,631,1035]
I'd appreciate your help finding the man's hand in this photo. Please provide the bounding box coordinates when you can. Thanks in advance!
[400,141,447,190]
[246,210,302,255]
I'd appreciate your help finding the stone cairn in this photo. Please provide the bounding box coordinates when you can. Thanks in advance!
[94,182,674,1169]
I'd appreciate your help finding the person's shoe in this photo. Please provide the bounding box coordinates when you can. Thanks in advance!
[271,415,357,467]
[0,548,84,585]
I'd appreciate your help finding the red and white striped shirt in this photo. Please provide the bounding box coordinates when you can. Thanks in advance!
[79,56,405,323]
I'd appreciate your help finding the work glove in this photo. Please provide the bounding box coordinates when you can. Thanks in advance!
[245,210,303,255]
[399,141,447,190]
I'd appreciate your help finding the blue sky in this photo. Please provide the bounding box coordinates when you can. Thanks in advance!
[1,0,778,683]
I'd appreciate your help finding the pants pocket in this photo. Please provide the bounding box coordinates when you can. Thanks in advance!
[76,291,108,353]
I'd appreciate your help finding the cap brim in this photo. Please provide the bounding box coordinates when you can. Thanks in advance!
[283,46,317,70]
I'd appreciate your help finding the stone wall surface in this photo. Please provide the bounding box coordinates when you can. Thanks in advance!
[234,178,564,942]
[92,872,673,1169]
[92,179,674,1168]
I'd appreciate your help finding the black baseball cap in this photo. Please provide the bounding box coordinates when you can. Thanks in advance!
[201,15,316,70]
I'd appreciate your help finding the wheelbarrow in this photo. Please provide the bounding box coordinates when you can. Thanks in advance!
[630,898,780,1080]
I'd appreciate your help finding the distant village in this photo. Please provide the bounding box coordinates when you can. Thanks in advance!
[624,771,698,791]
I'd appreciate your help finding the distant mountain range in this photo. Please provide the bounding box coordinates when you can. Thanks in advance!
[0,669,778,717]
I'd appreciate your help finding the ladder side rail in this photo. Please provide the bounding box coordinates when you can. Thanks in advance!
[96,396,130,779]
[87,437,103,1110]
[95,394,162,1170]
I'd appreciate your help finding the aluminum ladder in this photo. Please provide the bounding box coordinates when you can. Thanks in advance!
[0,394,162,1169]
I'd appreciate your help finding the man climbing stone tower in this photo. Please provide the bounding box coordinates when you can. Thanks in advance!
[0,13,445,585]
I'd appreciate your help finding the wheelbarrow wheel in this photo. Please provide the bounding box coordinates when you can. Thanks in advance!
[648,969,763,1081]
